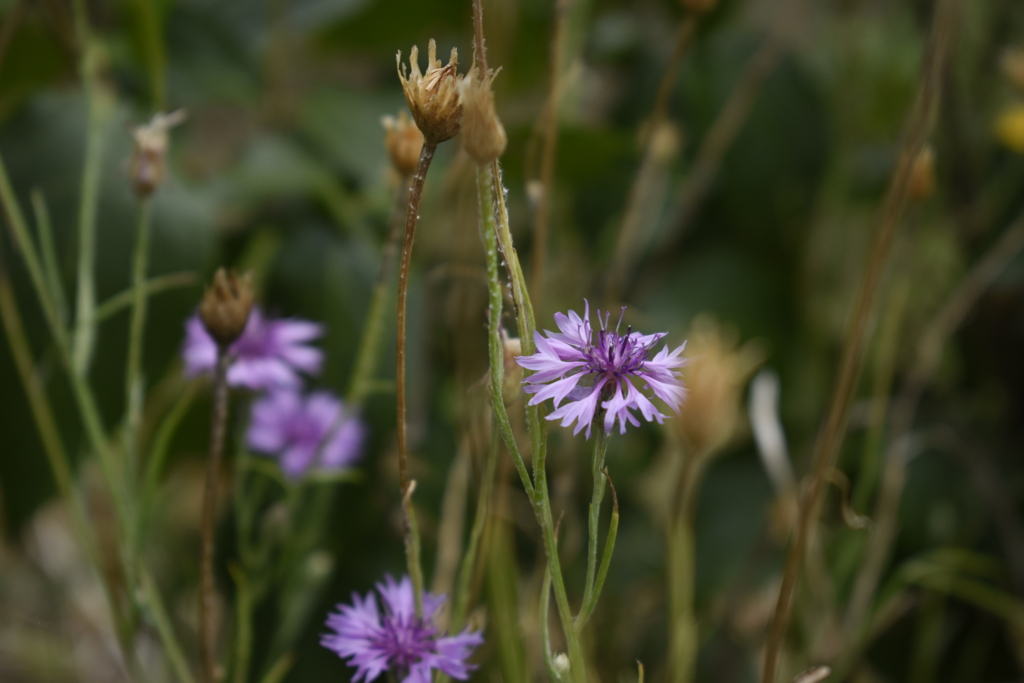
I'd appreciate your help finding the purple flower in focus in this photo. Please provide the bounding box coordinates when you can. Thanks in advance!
[182,306,324,389]
[516,301,687,438]
[321,575,483,683]
[247,389,365,479]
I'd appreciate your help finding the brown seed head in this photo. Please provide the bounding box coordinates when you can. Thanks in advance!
[680,0,718,14]
[674,316,764,457]
[907,145,936,202]
[382,112,425,177]
[129,110,186,198]
[459,67,507,164]
[199,268,254,347]
[397,40,464,144]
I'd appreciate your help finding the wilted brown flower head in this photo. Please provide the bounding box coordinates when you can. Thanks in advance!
[129,109,186,198]
[381,112,425,177]
[680,0,718,14]
[907,145,935,202]
[199,268,254,347]
[397,40,463,144]
[459,67,507,164]
[674,315,764,457]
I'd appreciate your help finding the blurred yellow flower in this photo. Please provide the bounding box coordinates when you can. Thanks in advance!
[995,104,1024,153]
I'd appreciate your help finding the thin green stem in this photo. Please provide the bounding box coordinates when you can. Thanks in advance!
[540,567,560,682]
[30,189,68,322]
[230,565,253,683]
[451,430,498,630]
[139,380,199,536]
[347,178,407,408]
[125,198,152,507]
[94,271,198,322]
[485,159,585,680]
[70,4,113,374]
[578,431,609,624]
[139,567,196,683]
[576,467,618,632]
[403,483,426,618]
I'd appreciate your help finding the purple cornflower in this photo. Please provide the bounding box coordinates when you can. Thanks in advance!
[247,389,365,479]
[516,301,687,438]
[321,575,483,683]
[182,306,324,390]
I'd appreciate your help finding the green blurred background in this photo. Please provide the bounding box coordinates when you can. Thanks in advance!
[2,0,1024,681]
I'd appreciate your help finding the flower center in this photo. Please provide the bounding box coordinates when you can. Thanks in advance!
[376,615,436,673]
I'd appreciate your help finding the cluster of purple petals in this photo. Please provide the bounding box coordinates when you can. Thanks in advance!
[183,307,324,390]
[182,305,364,478]
[247,389,365,479]
[321,575,483,683]
[516,301,687,438]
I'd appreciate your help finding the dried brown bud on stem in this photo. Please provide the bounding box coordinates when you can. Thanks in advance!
[199,268,254,347]
[397,40,464,144]
[382,112,426,177]
[459,67,507,164]
[129,109,186,198]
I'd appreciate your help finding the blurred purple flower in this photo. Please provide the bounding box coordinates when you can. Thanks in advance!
[516,301,687,438]
[247,389,365,479]
[321,575,483,683]
[182,306,324,390]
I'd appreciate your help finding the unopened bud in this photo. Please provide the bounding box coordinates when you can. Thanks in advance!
[552,653,571,677]
[382,112,425,177]
[680,0,718,14]
[397,40,463,144]
[907,145,935,202]
[199,268,254,347]
[459,67,507,164]
[129,110,186,198]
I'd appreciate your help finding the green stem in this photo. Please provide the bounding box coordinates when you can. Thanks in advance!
[139,567,197,683]
[70,4,113,374]
[30,189,68,322]
[578,431,609,623]
[451,430,499,630]
[125,198,152,509]
[347,178,407,408]
[483,160,586,680]
[576,466,618,632]
[540,566,560,682]
[94,271,198,322]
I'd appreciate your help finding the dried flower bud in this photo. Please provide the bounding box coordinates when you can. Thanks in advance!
[129,109,186,198]
[674,315,764,457]
[382,112,425,177]
[199,268,254,347]
[907,145,935,202]
[1001,47,1024,92]
[680,0,718,14]
[459,68,507,164]
[397,40,463,144]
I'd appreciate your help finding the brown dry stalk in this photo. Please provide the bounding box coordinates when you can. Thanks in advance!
[529,0,570,304]
[760,2,962,682]
[200,347,231,682]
